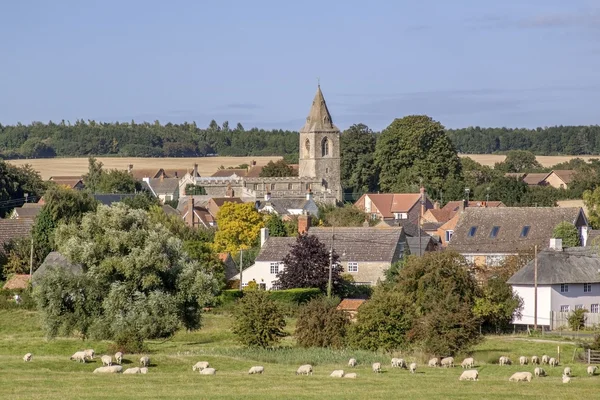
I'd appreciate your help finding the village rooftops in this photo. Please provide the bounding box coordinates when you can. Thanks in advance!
[0,219,34,249]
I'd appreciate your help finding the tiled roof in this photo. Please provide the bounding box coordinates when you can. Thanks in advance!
[426,208,456,223]
[359,194,422,218]
[163,169,193,179]
[161,204,180,216]
[337,299,366,311]
[551,170,576,184]
[587,230,600,247]
[211,169,248,178]
[522,173,551,186]
[448,207,585,254]
[210,197,244,207]
[51,178,83,188]
[442,201,505,212]
[255,237,297,261]
[2,274,31,290]
[146,178,179,195]
[0,219,34,249]
[130,169,163,180]
[12,206,42,219]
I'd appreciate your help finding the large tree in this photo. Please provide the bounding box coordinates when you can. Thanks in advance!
[494,150,542,173]
[340,123,379,199]
[552,222,581,247]
[231,290,286,348]
[259,160,297,177]
[213,202,263,253]
[0,160,45,217]
[375,115,462,193]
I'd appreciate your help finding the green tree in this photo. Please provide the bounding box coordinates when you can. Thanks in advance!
[295,297,349,348]
[213,202,263,253]
[318,204,371,227]
[494,150,542,173]
[552,222,580,247]
[96,169,140,193]
[264,213,287,237]
[584,187,600,229]
[121,191,160,210]
[259,160,297,177]
[340,123,379,200]
[83,156,103,193]
[375,115,462,193]
[0,160,45,217]
[568,308,587,331]
[473,276,523,333]
[231,290,286,347]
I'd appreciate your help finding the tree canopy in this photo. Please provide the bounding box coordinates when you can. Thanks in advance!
[0,159,45,217]
[552,222,581,247]
[212,202,263,253]
[259,160,297,177]
[494,150,543,173]
[340,124,379,200]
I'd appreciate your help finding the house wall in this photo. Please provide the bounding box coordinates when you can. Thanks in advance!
[543,173,568,190]
[158,190,179,203]
[437,213,460,247]
[511,285,552,326]
[355,195,383,219]
[342,261,392,286]
[235,261,282,290]
[550,283,600,313]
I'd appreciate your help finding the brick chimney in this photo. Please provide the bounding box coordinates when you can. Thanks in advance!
[186,198,195,227]
[298,213,311,235]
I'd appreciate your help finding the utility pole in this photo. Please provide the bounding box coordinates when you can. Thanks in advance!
[327,225,334,298]
[29,237,34,277]
[239,249,244,291]
[534,245,538,330]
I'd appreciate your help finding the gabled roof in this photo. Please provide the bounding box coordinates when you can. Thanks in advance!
[2,274,30,290]
[357,193,422,218]
[145,178,179,195]
[550,170,576,184]
[162,169,191,179]
[300,85,339,133]
[11,206,42,219]
[508,247,600,285]
[209,197,244,208]
[448,207,585,254]
[161,204,180,216]
[522,172,551,186]
[406,236,435,255]
[211,169,248,178]
[425,208,456,223]
[130,168,163,180]
[442,200,505,212]
[337,299,366,311]
[255,237,297,262]
[0,219,34,249]
[50,178,83,189]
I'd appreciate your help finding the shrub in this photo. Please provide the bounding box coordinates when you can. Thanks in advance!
[217,289,243,306]
[552,222,581,247]
[568,308,587,331]
[0,289,36,310]
[231,290,286,348]
[295,297,349,349]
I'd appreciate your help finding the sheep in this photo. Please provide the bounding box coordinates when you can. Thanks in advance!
[549,357,558,367]
[391,358,400,368]
[409,363,417,374]
[140,356,150,367]
[70,351,87,363]
[115,352,123,365]
[344,373,357,379]
[192,361,210,372]
[541,355,549,365]
[397,358,407,369]
[93,365,123,374]
[140,367,148,374]
[563,367,571,377]
[200,368,216,375]
[23,353,32,362]
[461,357,474,369]
[84,349,95,360]
[296,364,313,375]
[372,362,382,373]
[458,370,479,381]
[534,367,546,377]
[330,370,345,378]
[587,365,597,376]
[428,357,439,367]
[348,358,357,368]
[531,356,540,365]
[499,356,512,366]
[248,366,264,375]
[441,357,455,368]
[123,367,141,374]
[562,374,571,384]
[509,372,533,382]
[519,356,528,366]
[101,355,112,367]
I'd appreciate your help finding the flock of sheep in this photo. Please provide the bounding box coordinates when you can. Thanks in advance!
[21,350,599,384]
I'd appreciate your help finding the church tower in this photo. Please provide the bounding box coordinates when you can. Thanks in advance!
[298,85,342,203]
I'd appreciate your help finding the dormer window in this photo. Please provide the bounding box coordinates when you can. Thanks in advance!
[468,226,477,237]
[490,226,500,238]
[520,226,530,238]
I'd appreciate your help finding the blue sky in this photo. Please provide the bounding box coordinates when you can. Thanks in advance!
[1,0,599,130]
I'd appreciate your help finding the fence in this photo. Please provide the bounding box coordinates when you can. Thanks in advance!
[588,350,600,364]
[550,311,600,330]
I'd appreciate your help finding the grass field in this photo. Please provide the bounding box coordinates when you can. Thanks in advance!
[0,309,598,400]
[461,154,600,168]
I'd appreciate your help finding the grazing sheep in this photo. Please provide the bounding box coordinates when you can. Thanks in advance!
[296,364,313,375]
[101,355,112,367]
[499,356,512,366]
[587,365,597,376]
[192,361,210,372]
[115,352,123,365]
[428,357,439,367]
[23,353,32,362]
[461,358,474,369]
[541,355,549,365]
[200,368,216,375]
[441,357,455,368]
[509,372,533,382]
[531,356,540,365]
[344,373,357,379]
[123,367,141,374]
[93,365,123,374]
[549,357,558,367]
[372,362,382,373]
[562,374,571,384]
[391,358,400,367]
[563,367,571,376]
[84,349,95,360]
[519,356,528,366]
[348,358,357,368]
[248,366,264,375]
[70,351,87,363]
[140,367,148,374]
[534,367,546,377]
[458,370,479,381]
[330,370,344,378]
[409,363,417,374]
[140,356,150,367]
[397,358,407,369]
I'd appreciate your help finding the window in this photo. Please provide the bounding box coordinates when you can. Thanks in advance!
[270,262,279,275]
[575,304,584,311]
[591,304,599,313]
[288,183,293,190]
[304,139,310,156]
[270,183,275,191]
[259,283,266,290]
[321,138,329,156]
[561,283,569,293]
[326,168,329,174]
[520,226,530,238]
[305,183,311,190]
[394,212,408,220]
[164,195,172,201]
[347,262,358,273]
[253,184,259,191]
[584,283,592,293]
[560,305,570,312]
[371,213,378,220]
[489,226,500,238]
[468,226,477,237]
[445,230,454,243]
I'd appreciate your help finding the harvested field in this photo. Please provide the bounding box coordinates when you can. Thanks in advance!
[7,156,282,180]
[461,154,600,168]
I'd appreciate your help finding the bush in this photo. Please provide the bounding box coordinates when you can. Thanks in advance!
[295,297,350,349]
[568,308,587,331]
[0,289,36,310]
[267,288,321,304]
[217,289,243,306]
[231,290,286,348]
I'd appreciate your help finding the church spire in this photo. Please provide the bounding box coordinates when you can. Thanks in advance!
[301,85,338,132]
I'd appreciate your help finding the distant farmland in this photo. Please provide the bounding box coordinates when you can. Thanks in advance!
[461,154,600,167]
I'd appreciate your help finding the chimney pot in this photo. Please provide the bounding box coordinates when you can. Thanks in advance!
[549,238,563,251]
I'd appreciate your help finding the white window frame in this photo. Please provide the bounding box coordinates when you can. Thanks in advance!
[591,304,599,313]
[575,304,584,311]
[560,305,570,312]
[394,212,408,220]
[560,283,569,293]
[485,255,504,267]
[445,230,454,243]
[584,283,592,293]
[347,262,358,273]
[270,262,280,275]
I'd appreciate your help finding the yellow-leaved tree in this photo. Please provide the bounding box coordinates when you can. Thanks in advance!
[213,202,263,253]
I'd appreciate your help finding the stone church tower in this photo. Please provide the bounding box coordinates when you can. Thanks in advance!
[298,86,342,202]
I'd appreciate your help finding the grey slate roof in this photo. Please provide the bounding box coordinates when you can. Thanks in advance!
[587,230,600,247]
[0,219,34,250]
[32,251,84,286]
[256,198,319,217]
[146,178,179,195]
[448,207,585,254]
[406,236,434,256]
[255,237,297,262]
[507,247,600,285]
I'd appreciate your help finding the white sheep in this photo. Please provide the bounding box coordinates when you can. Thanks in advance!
[397,358,407,369]
[461,357,474,369]
[499,356,511,366]
[563,367,571,376]
[531,356,540,365]
[409,363,417,374]
[428,357,439,367]
[344,372,357,379]
[441,357,454,368]
[84,349,95,360]
[330,370,344,378]
[519,356,528,365]
[200,367,216,375]
[115,352,123,365]
[391,358,400,367]
[123,367,141,374]
[534,367,546,377]
[348,358,357,367]
[140,356,150,367]
[372,362,381,373]
[562,374,571,384]
[140,367,148,374]
[587,365,597,376]
[93,365,123,374]
[248,366,264,375]
[296,364,313,375]
[541,355,549,365]
[549,357,558,367]
[101,355,112,366]
[458,369,478,381]
[509,372,533,382]
[23,353,32,362]
[70,351,87,363]
[192,361,210,372]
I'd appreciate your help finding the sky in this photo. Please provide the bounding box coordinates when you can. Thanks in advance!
[1,0,600,131]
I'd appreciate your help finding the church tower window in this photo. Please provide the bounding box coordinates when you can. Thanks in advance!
[305,139,311,157]
[321,137,329,157]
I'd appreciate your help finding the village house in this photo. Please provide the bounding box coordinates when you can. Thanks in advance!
[544,170,576,190]
[255,191,319,219]
[0,219,34,252]
[142,176,180,203]
[354,188,433,228]
[448,207,588,267]
[48,176,85,190]
[9,203,43,220]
